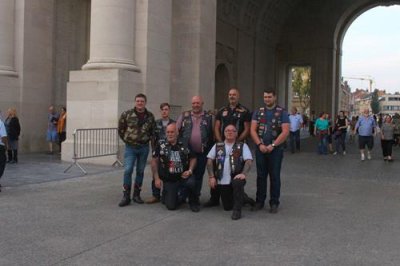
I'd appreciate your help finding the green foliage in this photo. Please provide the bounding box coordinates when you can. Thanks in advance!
[292,67,311,110]
[370,89,380,114]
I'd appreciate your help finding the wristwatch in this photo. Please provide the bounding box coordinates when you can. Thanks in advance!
[271,143,276,148]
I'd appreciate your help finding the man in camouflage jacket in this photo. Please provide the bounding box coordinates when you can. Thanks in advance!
[118,93,156,207]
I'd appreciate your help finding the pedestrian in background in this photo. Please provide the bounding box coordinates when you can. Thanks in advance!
[4,108,21,163]
[288,107,303,153]
[47,105,59,154]
[57,106,67,153]
[309,110,316,136]
[349,116,358,143]
[333,111,348,155]
[355,108,377,161]
[393,113,400,146]
[325,113,334,154]
[381,115,394,162]
[314,112,329,155]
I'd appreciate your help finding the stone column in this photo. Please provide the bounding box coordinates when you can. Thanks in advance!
[82,0,139,71]
[170,0,217,111]
[0,0,17,76]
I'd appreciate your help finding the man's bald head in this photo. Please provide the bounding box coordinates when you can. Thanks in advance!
[191,95,204,114]
[166,123,178,143]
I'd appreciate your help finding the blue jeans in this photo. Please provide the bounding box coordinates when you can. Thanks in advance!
[289,130,300,152]
[318,134,328,154]
[123,144,149,188]
[255,147,284,207]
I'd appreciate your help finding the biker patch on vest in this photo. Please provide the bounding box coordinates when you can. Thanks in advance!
[215,142,225,180]
[256,106,283,141]
[180,111,212,152]
[219,105,247,137]
[271,107,283,138]
[256,107,267,137]
[230,142,244,177]
[214,142,244,180]
[159,143,189,175]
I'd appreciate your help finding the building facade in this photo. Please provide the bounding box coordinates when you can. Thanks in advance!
[380,94,400,115]
[0,0,399,162]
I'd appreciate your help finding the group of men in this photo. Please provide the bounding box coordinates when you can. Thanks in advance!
[117,88,289,220]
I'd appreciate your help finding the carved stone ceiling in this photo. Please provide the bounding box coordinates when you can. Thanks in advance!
[218,0,303,41]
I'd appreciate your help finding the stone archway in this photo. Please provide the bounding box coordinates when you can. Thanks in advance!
[216,0,400,116]
[214,64,231,109]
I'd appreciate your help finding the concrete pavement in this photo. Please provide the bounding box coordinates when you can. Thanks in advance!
[1,138,400,265]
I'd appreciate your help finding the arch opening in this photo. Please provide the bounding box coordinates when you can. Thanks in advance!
[336,2,400,116]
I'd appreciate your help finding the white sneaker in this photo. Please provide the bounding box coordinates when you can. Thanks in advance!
[343,151,346,155]
[367,152,372,160]
[361,153,365,161]
[333,152,337,155]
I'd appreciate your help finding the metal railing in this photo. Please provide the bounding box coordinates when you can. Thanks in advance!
[64,128,123,174]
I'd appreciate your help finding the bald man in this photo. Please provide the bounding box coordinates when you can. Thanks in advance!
[176,96,214,212]
[151,123,197,211]
[204,88,251,208]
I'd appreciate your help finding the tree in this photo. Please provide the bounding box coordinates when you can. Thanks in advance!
[370,89,380,114]
[292,67,311,112]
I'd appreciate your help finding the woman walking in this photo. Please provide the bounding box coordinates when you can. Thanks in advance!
[314,112,329,155]
[333,111,349,155]
[381,115,394,162]
[57,106,67,152]
[4,108,21,163]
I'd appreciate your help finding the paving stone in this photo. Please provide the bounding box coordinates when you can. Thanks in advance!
[1,137,400,265]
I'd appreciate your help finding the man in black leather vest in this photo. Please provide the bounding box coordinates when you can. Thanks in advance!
[151,123,198,211]
[206,125,253,220]
[204,88,251,208]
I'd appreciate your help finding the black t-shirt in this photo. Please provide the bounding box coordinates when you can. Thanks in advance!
[153,142,194,182]
[215,104,251,138]
[335,117,347,132]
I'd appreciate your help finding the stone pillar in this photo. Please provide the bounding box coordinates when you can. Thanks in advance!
[63,0,144,164]
[82,0,139,71]
[170,0,217,111]
[0,0,17,76]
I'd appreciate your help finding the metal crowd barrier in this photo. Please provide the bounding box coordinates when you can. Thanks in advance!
[64,128,123,174]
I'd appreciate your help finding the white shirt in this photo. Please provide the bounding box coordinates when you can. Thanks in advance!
[0,120,7,146]
[207,142,253,185]
[289,113,303,132]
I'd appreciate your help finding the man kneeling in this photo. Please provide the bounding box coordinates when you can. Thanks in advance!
[151,123,199,212]
[206,124,253,220]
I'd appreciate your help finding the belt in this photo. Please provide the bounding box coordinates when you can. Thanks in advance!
[128,143,148,148]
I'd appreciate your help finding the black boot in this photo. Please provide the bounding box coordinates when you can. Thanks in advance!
[203,187,220,207]
[7,150,12,163]
[118,186,131,207]
[243,192,255,207]
[13,150,18,163]
[132,184,144,204]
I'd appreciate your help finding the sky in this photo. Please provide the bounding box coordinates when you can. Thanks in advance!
[342,5,400,93]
